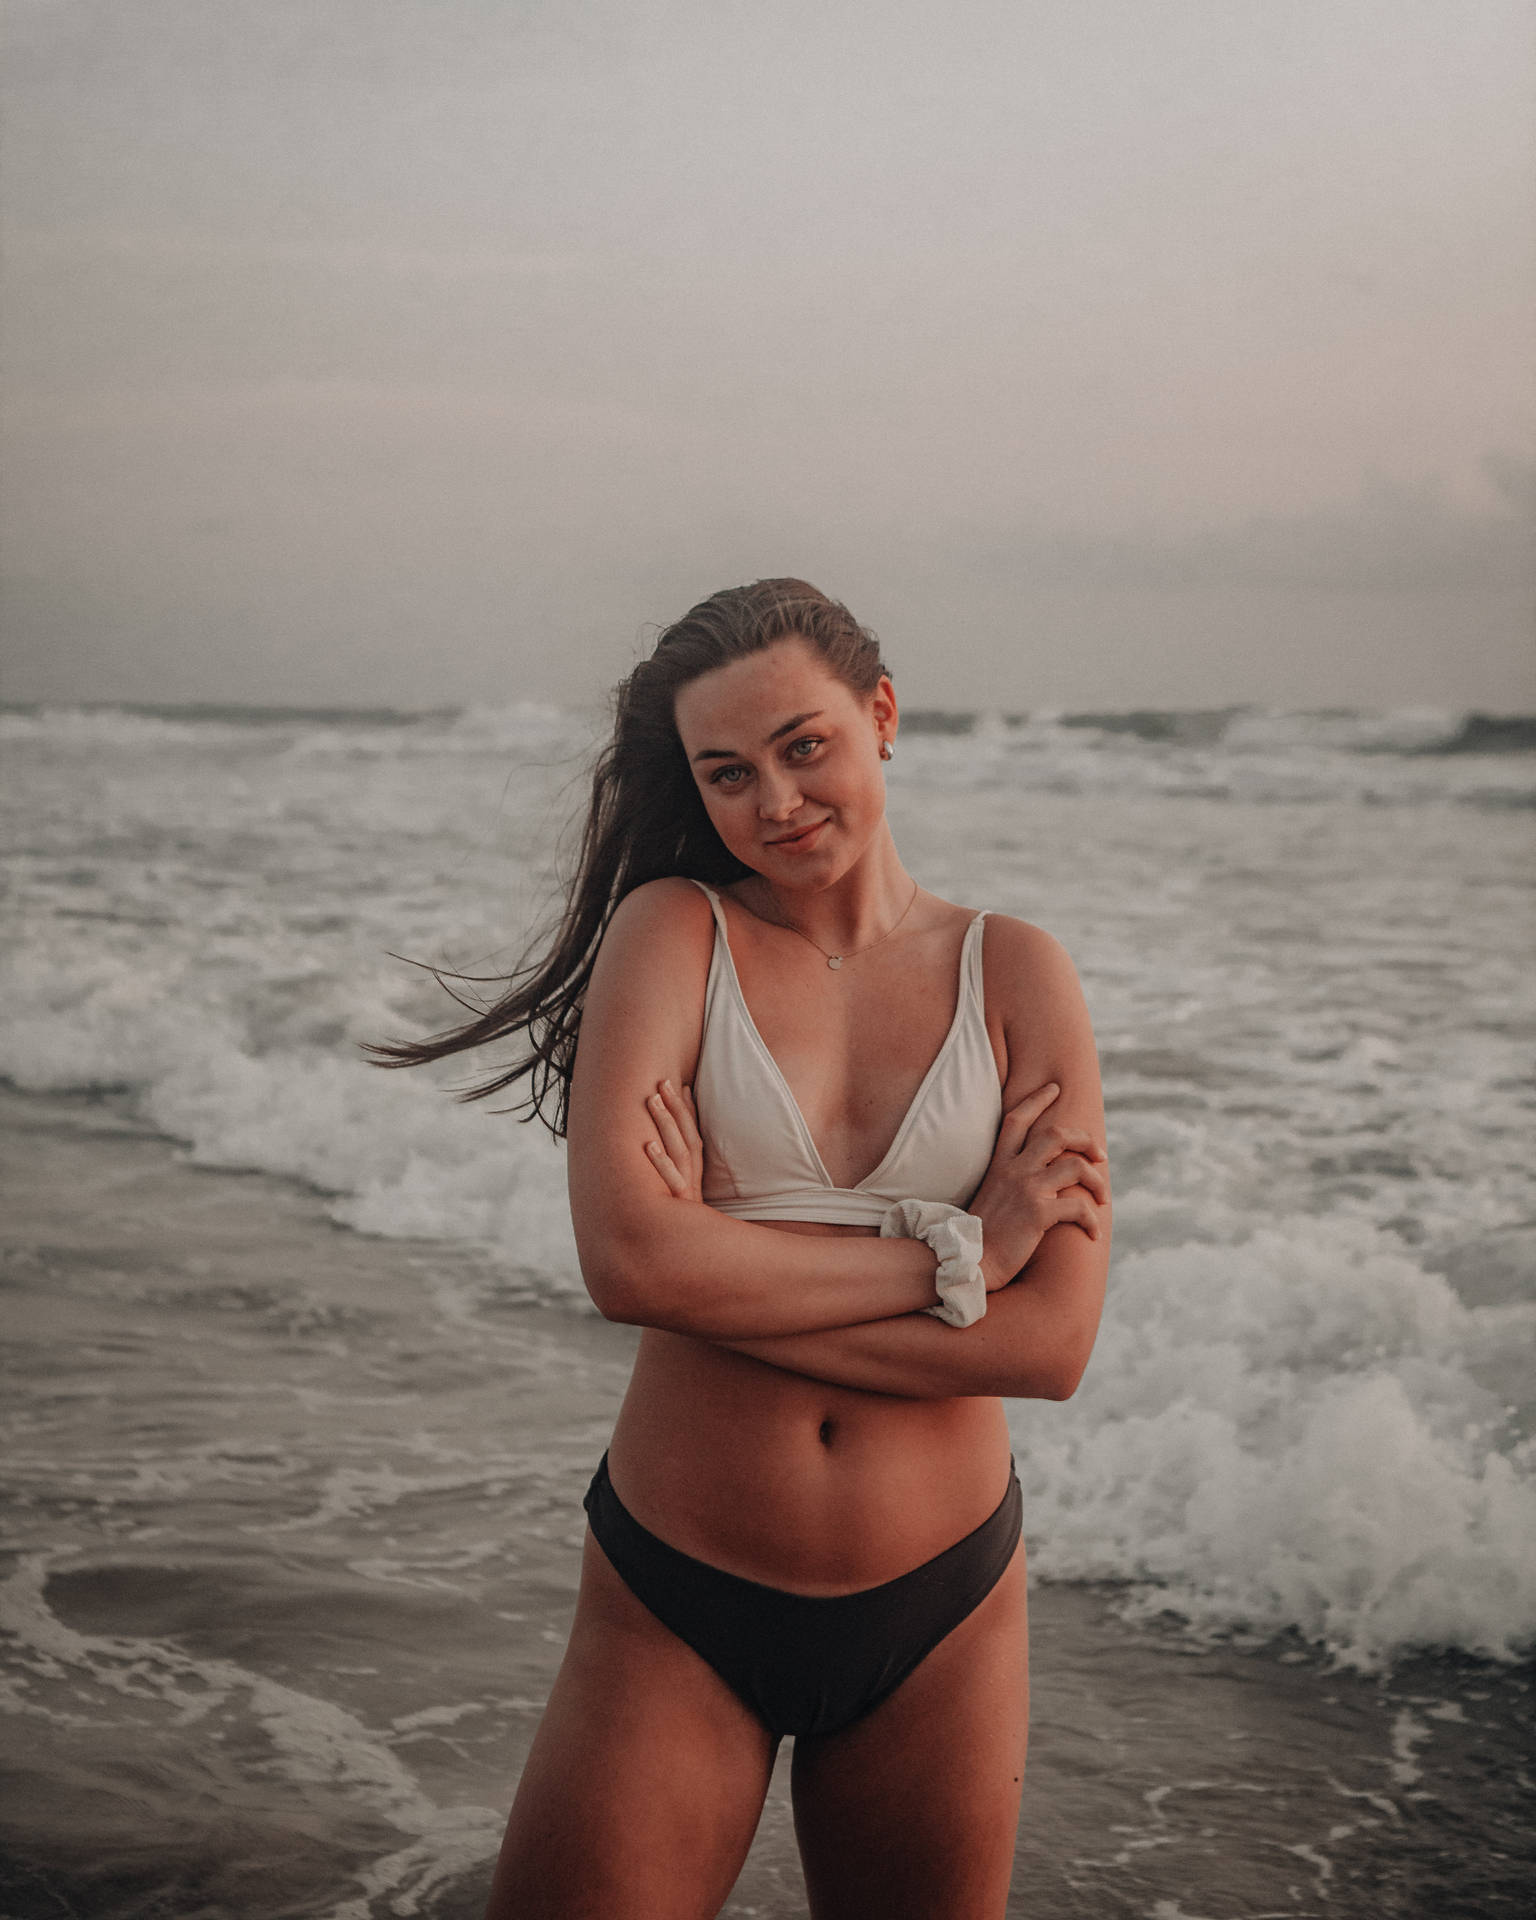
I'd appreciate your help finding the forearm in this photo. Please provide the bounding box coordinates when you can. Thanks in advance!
[718,1219,1108,1400]
[576,1199,942,1340]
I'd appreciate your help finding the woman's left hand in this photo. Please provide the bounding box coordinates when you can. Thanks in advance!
[642,1079,704,1202]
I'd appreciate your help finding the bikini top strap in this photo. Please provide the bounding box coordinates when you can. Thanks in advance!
[687,877,730,938]
[965,910,989,1009]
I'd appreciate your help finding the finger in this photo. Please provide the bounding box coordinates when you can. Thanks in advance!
[1032,1123,1100,1159]
[1040,1123,1108,1163]
[644,1138,687,1195]
[683,1089,706,1181]
[1075,1160,1110,1206]
[1049,1128,1105,1161]
[659,1081,705,1192]
[1012,1081,1061,1123]
[1000,1082,1059,1148]
[1046,1154,1109,1205]
[1029,1121,1113,1167]
[1055,1186,1102,1240]
[661,1079,703,1150]
[1043,1153,1103,1198]
[648,1090,690,1167]
[990,1108,1032,1162]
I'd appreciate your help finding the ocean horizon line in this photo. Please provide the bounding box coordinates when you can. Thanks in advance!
[4,697,1533,754]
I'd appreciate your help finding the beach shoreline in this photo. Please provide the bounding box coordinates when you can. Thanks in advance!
[2,1085,1531,1919]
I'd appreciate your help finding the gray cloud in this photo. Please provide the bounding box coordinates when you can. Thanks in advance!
[3,0,1532,710]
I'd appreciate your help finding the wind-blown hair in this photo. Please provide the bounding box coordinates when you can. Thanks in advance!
[366,578,889,1137]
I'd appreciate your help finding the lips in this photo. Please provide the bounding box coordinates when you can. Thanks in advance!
[766,818,829,852]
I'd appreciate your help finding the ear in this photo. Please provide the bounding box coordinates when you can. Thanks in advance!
[870,674,898,740]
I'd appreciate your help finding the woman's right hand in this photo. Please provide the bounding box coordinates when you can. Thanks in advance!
[970,1082,1109,1290]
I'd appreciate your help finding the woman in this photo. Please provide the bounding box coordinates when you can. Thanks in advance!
[376,579,1110,1918]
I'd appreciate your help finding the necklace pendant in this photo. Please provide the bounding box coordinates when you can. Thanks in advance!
[827,954,842,970]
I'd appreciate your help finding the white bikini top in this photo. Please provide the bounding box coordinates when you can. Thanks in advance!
[688,880,1003,1226]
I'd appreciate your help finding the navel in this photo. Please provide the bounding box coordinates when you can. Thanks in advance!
[818,1418,835,1447]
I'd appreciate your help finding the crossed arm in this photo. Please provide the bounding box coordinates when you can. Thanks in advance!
[568,881,954,1339]
[724,1228,1104,1401]
[645,1078,1109,1401]
[568,879,1110,1399]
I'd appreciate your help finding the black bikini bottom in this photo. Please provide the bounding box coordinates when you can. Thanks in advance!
[582,1452,1022,1740]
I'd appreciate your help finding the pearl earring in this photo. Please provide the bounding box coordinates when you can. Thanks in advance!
[880,738,895,761]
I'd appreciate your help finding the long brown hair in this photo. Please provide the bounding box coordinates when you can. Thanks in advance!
[365,578,889,1137]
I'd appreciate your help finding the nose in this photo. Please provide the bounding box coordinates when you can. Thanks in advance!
[756,763,802,823]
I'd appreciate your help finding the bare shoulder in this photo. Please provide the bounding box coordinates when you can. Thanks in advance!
[980,912,1085,999]
[581,876,717,1059]
[592,875,716,979]
[979,913,1101,1105]
[573,878,719,1110]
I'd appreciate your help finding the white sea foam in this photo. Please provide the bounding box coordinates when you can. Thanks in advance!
[1219,706,1470,755]
[1011,1220,1536,1668]
[0,1554,506,1908]
[4,701,1532,1664]
[895,704,1536,813]
[276,698,599,763]
[0,960,583,1294]
[0,706,267,751]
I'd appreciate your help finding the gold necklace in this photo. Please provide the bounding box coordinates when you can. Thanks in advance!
[757,879,921,970]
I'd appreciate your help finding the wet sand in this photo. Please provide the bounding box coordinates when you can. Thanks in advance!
[2,1087,1530,1918]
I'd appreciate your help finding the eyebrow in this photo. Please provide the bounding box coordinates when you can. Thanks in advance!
[689,710,825,764]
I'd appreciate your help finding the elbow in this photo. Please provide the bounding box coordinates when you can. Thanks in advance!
[1037,1315,1101,1400]
[576,1217,704,1332]
[586,1264,688,1330]
[1036,1349,1090,1401]
[575,1218,656,1326]
[991,1352,1087,1402]
[581,1255,642,1325]
[992,1320,1099,1402]
[591,1278,646,1327]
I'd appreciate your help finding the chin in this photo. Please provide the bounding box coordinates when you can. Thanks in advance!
[772,842,864,891]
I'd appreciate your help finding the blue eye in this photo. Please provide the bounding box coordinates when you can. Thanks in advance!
[711,765,747,787]
[789,736,822,759]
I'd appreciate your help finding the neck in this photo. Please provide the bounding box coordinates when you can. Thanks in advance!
[747,827,915,952]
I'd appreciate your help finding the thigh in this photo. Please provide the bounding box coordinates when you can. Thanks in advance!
[485,1531,779,1920]
[789,1541,1029,1920]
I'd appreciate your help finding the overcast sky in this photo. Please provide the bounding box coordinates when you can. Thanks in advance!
[3,0,1533,712]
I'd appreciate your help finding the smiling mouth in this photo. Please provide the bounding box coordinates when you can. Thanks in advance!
[767,819,828,850]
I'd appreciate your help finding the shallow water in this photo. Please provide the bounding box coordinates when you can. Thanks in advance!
[3,699,1532,1667]
[2,1093,1531,1919]
[2,701,1534,1914]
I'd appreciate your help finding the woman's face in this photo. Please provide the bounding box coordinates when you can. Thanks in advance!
[673,636,897,889]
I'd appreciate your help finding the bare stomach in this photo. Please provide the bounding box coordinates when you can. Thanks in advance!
[605,1220,1014,1595]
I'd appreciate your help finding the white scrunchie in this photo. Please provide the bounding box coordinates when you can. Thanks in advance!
[880,1199,987,1328]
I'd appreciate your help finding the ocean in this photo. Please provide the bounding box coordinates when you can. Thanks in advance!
[2,700,1533,1916]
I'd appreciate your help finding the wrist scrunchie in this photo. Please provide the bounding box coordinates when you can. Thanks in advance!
[880,1199,987,1328]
